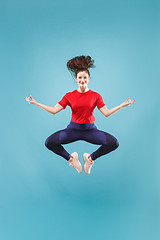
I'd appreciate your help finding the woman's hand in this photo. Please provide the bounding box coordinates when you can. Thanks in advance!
[120,98,135,108]
[26,95,38,105]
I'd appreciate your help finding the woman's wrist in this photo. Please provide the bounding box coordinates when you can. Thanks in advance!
[119,104,123,109]
[34,101,40,106]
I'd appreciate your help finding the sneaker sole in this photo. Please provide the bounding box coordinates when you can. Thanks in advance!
[70,152,82,173]
[83,153,93,174]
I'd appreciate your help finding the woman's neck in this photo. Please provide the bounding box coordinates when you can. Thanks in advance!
[77,87,90,93]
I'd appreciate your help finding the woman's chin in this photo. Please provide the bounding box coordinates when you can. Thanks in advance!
[80,85,86,89]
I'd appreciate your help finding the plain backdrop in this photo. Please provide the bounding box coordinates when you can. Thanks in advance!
[0,0,159,239]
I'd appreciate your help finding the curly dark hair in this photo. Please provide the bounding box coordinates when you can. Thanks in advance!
[66,55,96,78]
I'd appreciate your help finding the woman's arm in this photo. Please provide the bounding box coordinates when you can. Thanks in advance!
[26,95,64,115]
[35,102,55,114]
[36,102,64,114]
[99,98,135,117]
[106,105,122,117]
[100,105,122,117]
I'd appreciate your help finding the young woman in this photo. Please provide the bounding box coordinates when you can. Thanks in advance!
[26,55,135,175]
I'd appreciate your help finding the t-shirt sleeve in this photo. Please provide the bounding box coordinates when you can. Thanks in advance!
[58,93,69,109]
[96,93,106,110]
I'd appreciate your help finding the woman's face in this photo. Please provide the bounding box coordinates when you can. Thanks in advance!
[76,71,90,90]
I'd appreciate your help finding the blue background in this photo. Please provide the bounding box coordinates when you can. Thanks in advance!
[1,0,159,239]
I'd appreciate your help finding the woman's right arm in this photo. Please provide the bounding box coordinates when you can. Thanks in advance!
[26,95,64,115]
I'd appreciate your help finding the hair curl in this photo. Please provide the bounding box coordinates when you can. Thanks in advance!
[66,55,96,78]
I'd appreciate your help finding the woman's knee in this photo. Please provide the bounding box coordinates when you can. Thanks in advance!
[44,137,52,149]
[109,137,119,150]
[44,131,60,149]
[113,138,119,150]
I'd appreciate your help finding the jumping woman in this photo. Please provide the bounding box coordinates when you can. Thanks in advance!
[26,55,135,175]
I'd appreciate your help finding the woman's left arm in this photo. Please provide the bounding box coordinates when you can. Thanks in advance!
[100,98,135,117]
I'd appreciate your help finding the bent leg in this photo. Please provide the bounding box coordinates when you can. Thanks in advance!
[82,128,119,161]
[45,128,81,161]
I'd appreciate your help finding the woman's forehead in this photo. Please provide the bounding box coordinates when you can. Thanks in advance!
[77,71,89,76]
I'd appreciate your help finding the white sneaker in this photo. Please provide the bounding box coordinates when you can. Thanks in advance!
[69,152,82,173]
[83,153,94,175]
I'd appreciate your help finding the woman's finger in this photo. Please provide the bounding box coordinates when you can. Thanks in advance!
[26,97,31,103]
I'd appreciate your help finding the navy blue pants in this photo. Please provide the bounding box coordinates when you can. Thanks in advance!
[45,121,119,161]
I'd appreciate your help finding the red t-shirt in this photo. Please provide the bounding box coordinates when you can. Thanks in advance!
[58,89,106,124]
